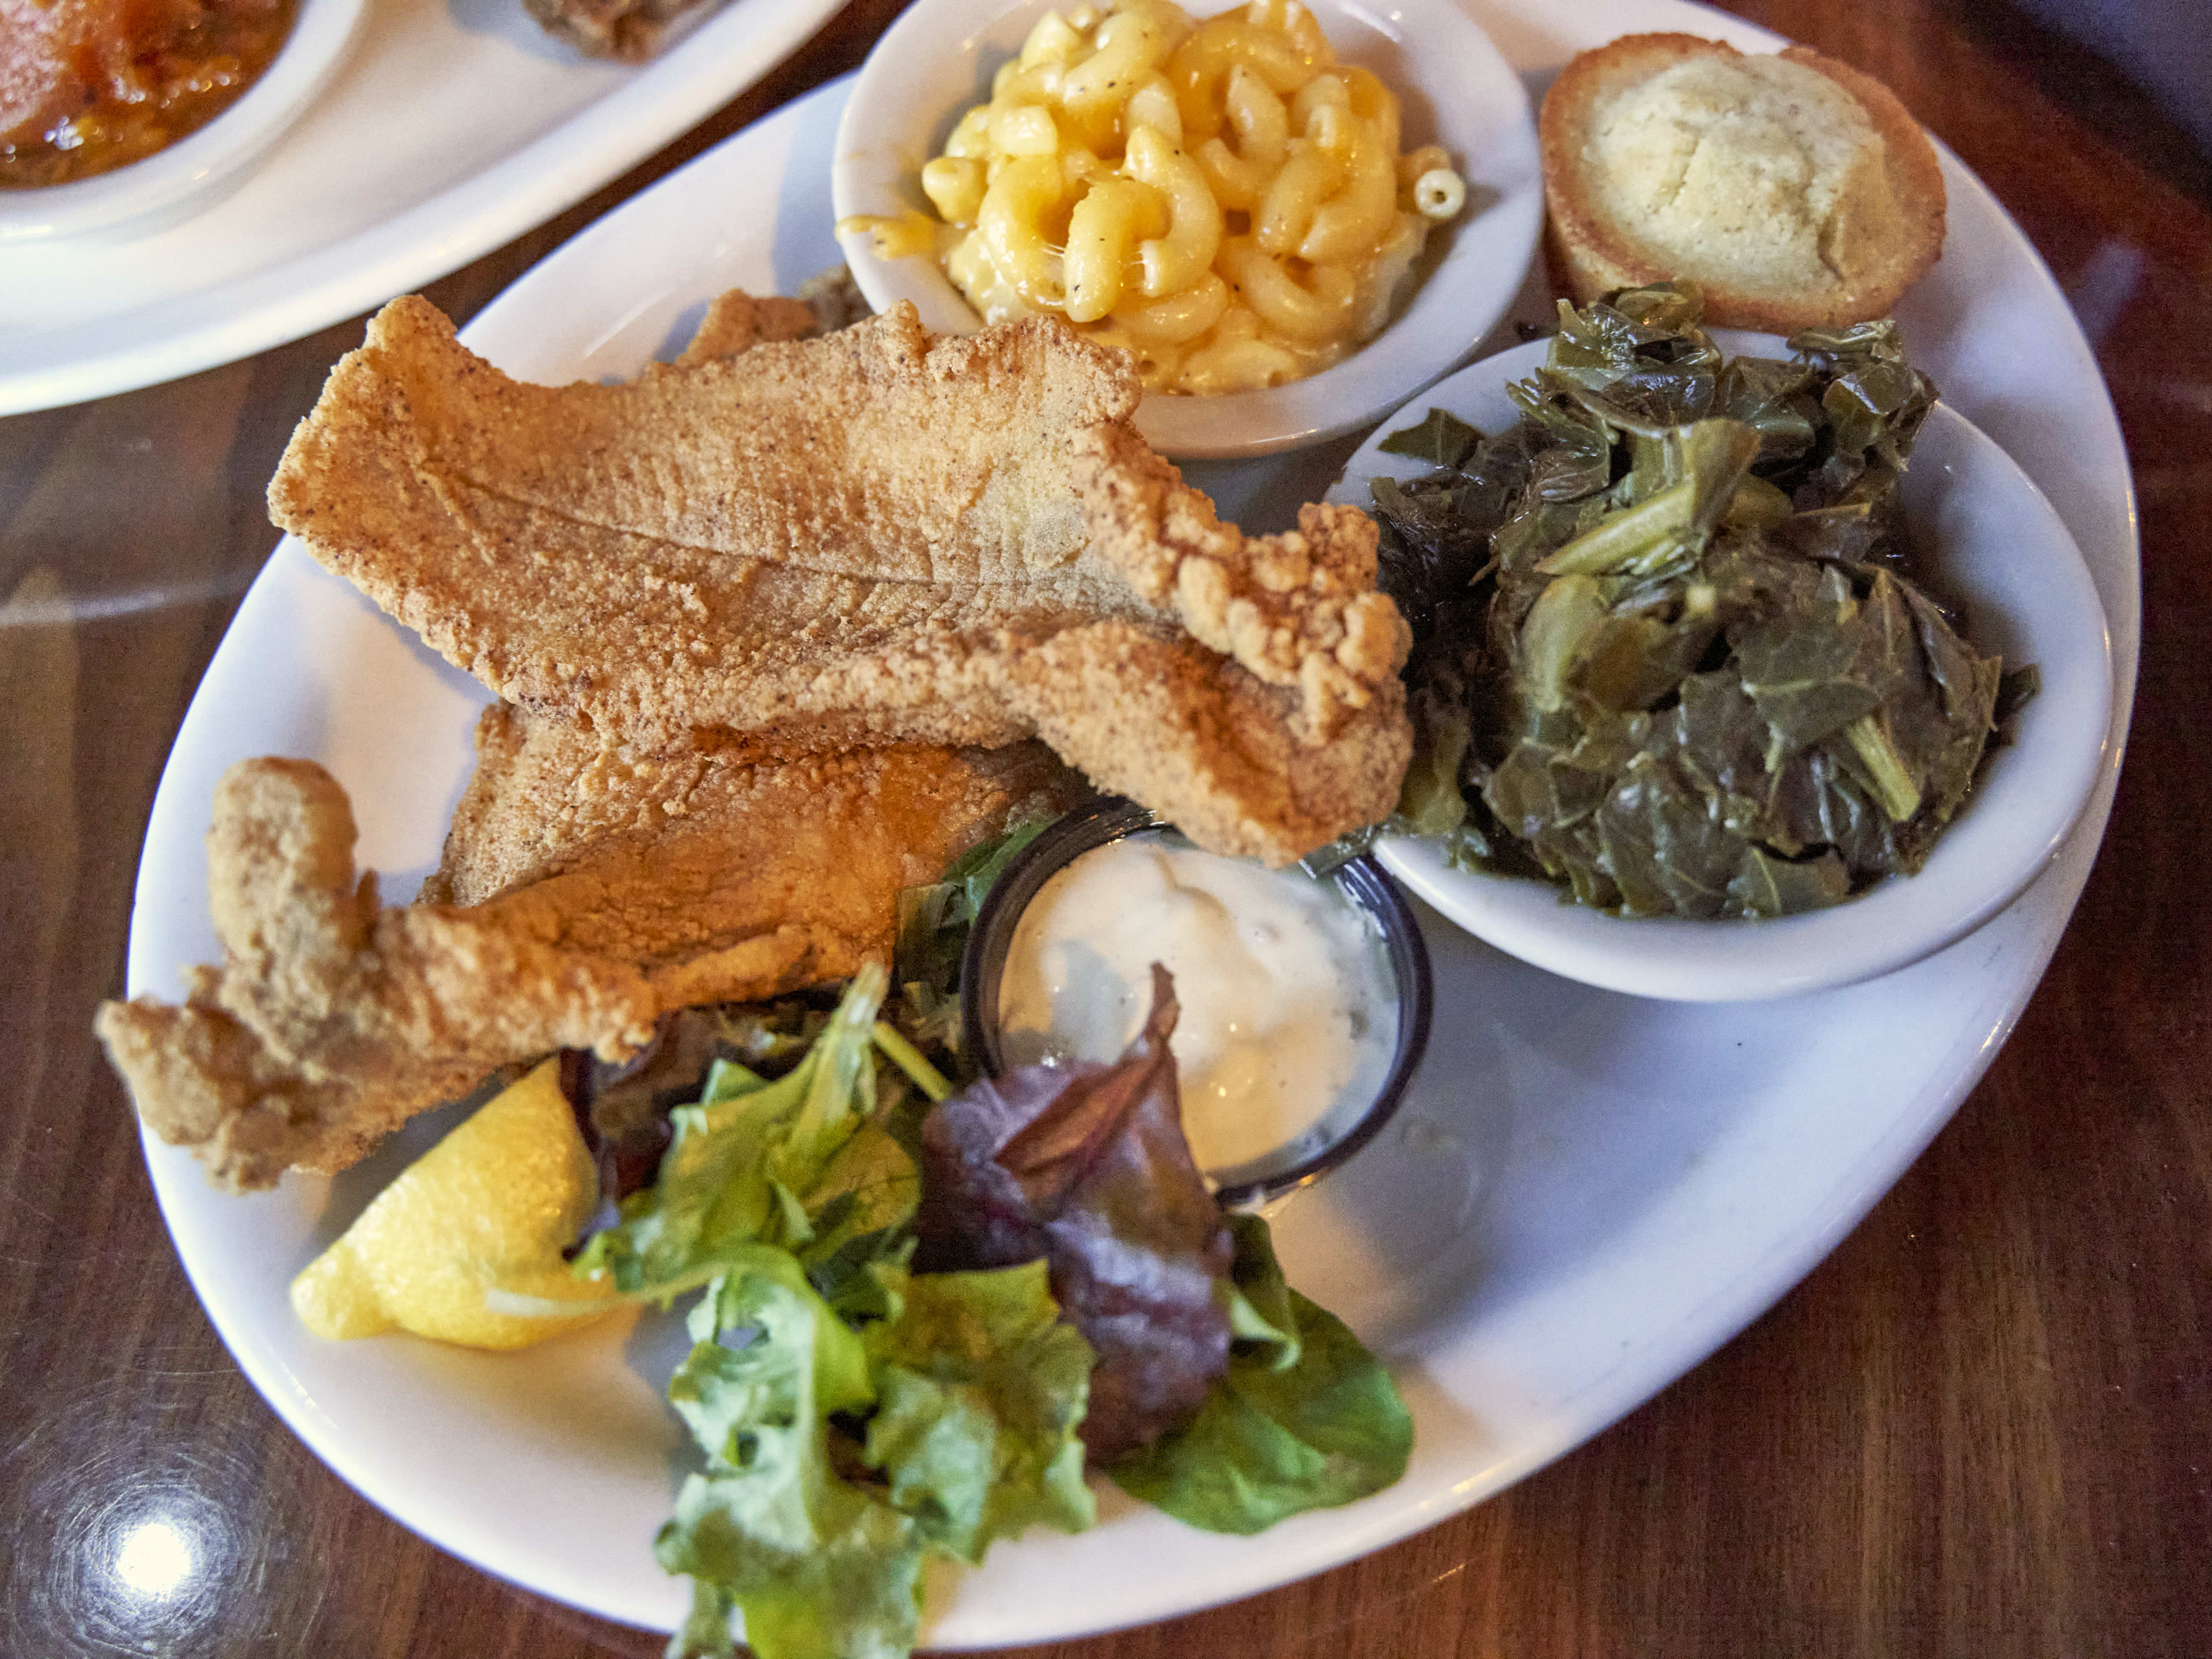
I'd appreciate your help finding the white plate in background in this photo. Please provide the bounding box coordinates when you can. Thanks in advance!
[0,0,850,415]
[0,0,368,245]
[125,0,2138,1643]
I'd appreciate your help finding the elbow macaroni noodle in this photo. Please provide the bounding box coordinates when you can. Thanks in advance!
[849,0,1469,395]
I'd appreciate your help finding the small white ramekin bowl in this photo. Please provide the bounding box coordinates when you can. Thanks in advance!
[1327,334,2116,1003]
[830,0,1543,459]
[0,0,367,245]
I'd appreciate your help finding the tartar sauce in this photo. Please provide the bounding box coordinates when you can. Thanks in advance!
[997,832,1397,1175]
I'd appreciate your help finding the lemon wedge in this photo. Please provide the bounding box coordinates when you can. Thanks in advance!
[291,1058,618,1349]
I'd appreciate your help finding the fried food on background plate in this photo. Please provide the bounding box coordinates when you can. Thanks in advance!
[267,296,1411,863]
[521,0,713,65]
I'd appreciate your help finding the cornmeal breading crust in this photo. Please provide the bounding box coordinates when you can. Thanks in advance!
[667,290,820,369]
[267,298,1411,859]
[97,760,660,1191]
[100,734,1086,1191]
[425,702,1088,968]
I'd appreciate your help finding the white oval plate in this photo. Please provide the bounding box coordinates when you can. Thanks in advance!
[126,5,2138,1649]
[0,0,368,244]
[1328,334,2114,1001]
[0,0,852,415]
[831,0,1543,458]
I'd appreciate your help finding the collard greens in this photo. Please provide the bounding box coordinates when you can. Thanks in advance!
[1366,283,2032,919]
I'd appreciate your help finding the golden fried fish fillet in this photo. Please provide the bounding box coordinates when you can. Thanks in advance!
[96,760,662,1191]
[667,289,820,368]
[268,297,1411,863]
[422,702,1088,985]
[99,726,1088,1188]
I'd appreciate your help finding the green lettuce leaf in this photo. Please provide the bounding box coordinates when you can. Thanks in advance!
[861,1260,1097,1563]
[1107,1215,1411,1535]
[583,963,1113,1659]
[579,967,896,1298]
[800,1124,923,1323]
[915,967,1234,1463]
[892,821,1051,1044]
[658,1252,923,1659]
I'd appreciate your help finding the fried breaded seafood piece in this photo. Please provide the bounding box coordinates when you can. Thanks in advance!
[100,728,1089,1188]
[95,760,668,1191]
[267,297,1411,862]
[666,289,820,368]
[422,704,1089,998]
[1003,624,1409,866]
[520,0,710,64]
[1070,425,1411,736]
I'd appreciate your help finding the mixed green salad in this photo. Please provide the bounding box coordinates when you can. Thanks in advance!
[1362,282,2035,919]
[553,827,1411,1659]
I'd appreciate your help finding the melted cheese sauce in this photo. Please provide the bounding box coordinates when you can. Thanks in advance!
[998,832,1396,1175]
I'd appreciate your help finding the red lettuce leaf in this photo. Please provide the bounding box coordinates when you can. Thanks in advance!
[915,966,1233,1463]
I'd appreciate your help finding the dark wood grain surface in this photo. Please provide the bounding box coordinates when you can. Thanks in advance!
[4,1,2207,1653]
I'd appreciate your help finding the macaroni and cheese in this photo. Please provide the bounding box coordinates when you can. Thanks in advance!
[847,0,1469,395]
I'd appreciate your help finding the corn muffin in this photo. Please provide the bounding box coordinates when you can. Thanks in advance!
[1540,34,1946,330]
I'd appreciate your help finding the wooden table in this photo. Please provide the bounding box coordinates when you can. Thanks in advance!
[4,1,2206,1653]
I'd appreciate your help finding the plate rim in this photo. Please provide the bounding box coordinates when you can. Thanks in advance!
[0,0,853,416]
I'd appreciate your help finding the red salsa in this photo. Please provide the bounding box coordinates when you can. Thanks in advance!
[0,0,301,189]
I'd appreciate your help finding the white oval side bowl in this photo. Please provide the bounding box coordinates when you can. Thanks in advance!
[0,0,368,244]
[1326,335,2116,1003]
[830,0,1543,459]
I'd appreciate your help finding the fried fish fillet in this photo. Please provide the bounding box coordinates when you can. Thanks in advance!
[422,702,1088,993]
[96,760,661,1190]
[268,297,1411,863]
[666,289,819,368]
[98,726,1088,1188]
